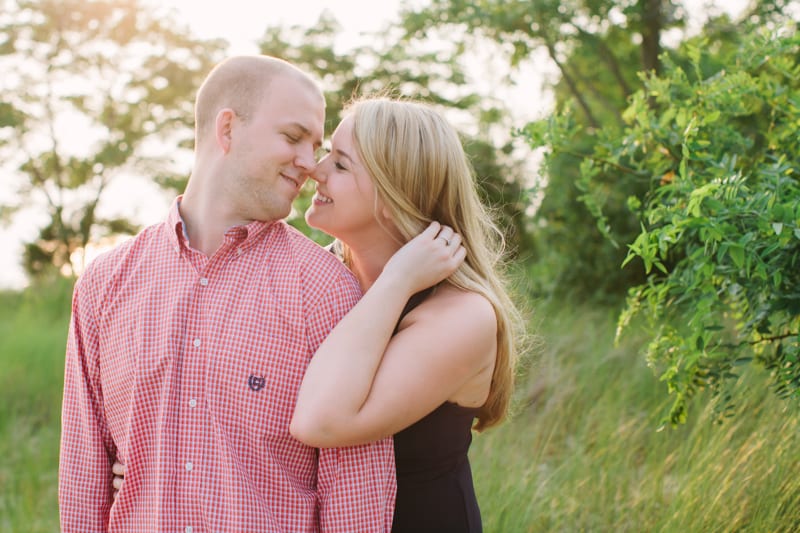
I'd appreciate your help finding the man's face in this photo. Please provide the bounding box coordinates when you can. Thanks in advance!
[226,75,325,223]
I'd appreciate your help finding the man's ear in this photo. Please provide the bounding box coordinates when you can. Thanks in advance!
[215,108,236,154]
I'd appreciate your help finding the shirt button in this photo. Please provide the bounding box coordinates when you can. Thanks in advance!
[185,461,193,472]
[185,527,193,533]
[193,338,201,347]
[188,398,197,408]
[236,247,243,256]
[199,277,208,286]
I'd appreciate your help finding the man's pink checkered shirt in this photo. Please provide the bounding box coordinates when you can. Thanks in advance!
[59,198,396,532]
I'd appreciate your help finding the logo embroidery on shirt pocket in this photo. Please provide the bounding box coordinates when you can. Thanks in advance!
[248,375,266,392]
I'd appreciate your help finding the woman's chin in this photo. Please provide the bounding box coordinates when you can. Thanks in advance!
[305,211,329,233]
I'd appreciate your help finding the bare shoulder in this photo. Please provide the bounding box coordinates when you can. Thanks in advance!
[401,285,497,346]
[428,285,495,318]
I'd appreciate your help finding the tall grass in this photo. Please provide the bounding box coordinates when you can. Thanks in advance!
[0,278,72,532]
[472,304,800,532]
[1,281,798,531]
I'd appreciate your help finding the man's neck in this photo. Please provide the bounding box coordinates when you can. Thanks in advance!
[179,187,249,257]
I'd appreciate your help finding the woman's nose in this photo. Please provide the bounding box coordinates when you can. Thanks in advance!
[308,166,324,185]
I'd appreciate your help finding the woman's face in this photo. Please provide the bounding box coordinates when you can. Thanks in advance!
[305,115,385,242]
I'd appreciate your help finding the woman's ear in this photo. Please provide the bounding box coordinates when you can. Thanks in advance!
[377,202,404,241]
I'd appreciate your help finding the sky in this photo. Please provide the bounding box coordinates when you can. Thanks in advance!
[0,0,753,289]
[161,0,410,54]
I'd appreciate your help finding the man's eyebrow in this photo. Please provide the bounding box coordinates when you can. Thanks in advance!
[286,122,310,134]
[286,122,322,147]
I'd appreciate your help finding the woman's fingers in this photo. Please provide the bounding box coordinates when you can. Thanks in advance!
[422,221,442,239]
[447,233,462,253]
[435,225,454,246]
[454,244,467,264]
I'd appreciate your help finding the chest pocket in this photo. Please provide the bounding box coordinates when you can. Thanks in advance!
[206,315,309,442]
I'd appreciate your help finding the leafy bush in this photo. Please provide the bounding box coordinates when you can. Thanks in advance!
[525,24,800,423]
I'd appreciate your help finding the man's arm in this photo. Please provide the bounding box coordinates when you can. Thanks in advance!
[59,275,115,531]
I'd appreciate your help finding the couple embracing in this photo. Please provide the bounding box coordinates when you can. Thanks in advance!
[59,55,523,532]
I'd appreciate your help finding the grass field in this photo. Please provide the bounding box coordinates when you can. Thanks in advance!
[1,280,798,532]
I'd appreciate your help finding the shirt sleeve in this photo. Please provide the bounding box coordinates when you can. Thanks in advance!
[306,271,397,532]
[59,272,116,532]
[318,441,397,532]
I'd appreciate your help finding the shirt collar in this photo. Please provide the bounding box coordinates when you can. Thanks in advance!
[164,195,276,256]
[165,196,185,254]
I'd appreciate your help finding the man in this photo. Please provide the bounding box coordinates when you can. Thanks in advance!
[59,56,396,532]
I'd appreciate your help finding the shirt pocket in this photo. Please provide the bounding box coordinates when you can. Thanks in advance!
[206,327,309,442]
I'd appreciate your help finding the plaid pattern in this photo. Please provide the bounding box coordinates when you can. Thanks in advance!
[59,198,396,532]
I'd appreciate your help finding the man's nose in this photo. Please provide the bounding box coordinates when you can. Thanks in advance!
[295,145,316,172]
[309,163,326,183]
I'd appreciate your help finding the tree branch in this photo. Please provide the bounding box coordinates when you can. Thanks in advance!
[570,24,634,99]
[542,33,600,130]
[750,332,798,345]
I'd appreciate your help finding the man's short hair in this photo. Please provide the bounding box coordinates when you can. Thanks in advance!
[194,55,319,142]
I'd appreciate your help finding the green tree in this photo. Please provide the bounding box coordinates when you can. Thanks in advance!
[0,0,225,278]
[254,11,534,253]
[404,0,797,301]
[533,22,800,422]
[401,0,682,300]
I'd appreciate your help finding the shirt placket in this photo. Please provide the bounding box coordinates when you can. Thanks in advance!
[179,246,213,533]
[181,230,250,532]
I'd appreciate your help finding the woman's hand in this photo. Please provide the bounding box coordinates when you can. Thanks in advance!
[112,461,126,498]
[382,222,466,295]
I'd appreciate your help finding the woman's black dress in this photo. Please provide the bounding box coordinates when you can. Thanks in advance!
[390,289,482,532]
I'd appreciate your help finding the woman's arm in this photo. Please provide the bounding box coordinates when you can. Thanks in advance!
[290,224,496,448]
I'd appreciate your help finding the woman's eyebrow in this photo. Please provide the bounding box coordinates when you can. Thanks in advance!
[335,149,354,164]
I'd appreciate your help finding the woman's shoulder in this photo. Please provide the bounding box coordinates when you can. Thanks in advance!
[405,285,497,334]
[430,285,494,311]
[397,285,498,388]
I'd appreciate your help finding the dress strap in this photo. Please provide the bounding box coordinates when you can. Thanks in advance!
[393,286,436,335]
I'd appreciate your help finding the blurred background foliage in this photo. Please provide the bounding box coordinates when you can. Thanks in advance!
[2,0,798,421]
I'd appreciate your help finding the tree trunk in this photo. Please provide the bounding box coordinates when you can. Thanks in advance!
[640,0,664,75]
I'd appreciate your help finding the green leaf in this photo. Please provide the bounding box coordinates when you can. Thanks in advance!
[729,245,745,268]
[696,336,705,351]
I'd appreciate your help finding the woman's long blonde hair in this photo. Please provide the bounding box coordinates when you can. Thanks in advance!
[342,97,525,431]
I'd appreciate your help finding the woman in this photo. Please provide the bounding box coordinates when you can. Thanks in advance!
[293,96,523,531]
[114,97,524,531]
